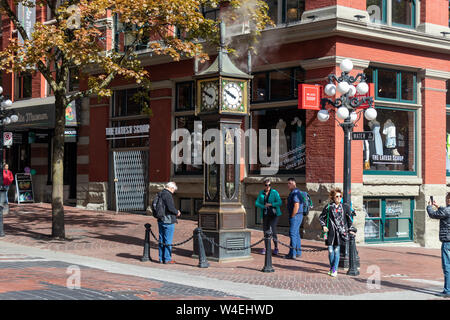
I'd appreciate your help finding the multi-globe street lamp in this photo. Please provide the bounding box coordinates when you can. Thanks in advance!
[0,85,18,237]
[316,59,377,276]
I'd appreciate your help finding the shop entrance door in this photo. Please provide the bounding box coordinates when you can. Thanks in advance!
[112,150,148,213]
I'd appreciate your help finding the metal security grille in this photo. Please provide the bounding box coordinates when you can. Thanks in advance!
[113,150,148,212]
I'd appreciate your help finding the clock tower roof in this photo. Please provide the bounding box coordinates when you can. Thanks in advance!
[195,21,252,80]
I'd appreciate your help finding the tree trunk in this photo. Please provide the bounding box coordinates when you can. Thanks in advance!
[52,93,66,239]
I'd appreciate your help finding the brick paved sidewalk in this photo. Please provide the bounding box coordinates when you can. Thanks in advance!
[1,203,447,298]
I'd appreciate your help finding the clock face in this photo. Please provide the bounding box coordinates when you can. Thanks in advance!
[222,81,243,110]
[201,82,219,110]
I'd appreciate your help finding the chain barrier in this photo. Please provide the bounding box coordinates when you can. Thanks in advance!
[145,224,326,253]
[199,230,265,251]
[273,238,328,253]
[149,227,194,247]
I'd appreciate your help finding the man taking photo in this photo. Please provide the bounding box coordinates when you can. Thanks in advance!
[427,193,450,298]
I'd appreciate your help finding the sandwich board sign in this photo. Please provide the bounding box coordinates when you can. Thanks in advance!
[15,173,34,203]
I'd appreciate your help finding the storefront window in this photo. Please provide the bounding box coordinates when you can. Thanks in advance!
[175,81,194,111]
[250,107,306,174]
[364,197,413,242]
[377,69,397,99]
[251,67,305,103]
[112,88,147,117]
[174,116,203,174]
[369,68,416,103]
[363,107,416,174]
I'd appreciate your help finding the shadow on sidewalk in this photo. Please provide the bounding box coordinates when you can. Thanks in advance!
[352,277,440,296]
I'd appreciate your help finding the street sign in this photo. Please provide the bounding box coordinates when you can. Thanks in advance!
[352,131,374,141]
[3,132,13,146]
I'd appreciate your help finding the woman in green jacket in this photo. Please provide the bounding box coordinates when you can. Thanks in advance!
[255,179,283,255]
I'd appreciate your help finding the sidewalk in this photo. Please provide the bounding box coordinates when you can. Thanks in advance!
[0,203,446,299]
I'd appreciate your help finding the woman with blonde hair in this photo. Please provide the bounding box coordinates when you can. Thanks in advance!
[319,188,354,277]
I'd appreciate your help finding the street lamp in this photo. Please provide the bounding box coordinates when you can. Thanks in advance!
[317,59,377,276]
[0,86,18,237]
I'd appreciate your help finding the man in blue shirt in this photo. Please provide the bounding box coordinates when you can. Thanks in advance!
[284,177,304,260]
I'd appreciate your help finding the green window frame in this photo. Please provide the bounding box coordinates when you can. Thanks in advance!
[364,197,414,243]
[371,68,417,103]
[250,67,305,103]
[366,0,416,29]
[363,106,418,176]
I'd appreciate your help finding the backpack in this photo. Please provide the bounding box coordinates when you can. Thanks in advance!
[300,191,313,216]
[151,192,166,219]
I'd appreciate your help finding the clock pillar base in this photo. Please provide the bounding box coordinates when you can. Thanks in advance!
[193,204,253,262]
[193,229,252,262]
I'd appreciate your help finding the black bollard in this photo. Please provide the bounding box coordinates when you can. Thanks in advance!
[346,227,359,276]
[261,230,274,273]
[141,223,151,262]
[195,228,209,268]
[0,204,4,237]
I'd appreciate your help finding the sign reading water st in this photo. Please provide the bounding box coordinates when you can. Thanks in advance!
[351,131,374,141]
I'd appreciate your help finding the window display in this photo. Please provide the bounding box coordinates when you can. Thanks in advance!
[174,116,203,174]
[250,107,306,174]
[363,108,415,172]
[364,197,413,242]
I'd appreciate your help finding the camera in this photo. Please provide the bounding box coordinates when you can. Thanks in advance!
[348,226,357,233]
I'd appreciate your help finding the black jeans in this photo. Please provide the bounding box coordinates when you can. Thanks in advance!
[263,214,279,249]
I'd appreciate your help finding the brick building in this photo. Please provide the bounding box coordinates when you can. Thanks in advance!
[1,0,450,247]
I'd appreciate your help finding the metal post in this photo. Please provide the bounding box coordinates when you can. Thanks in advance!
[141,223,151,262]
[195,228,209,268]
[340,118,360,273]
[0,123,4,236]
[347,228,360,276]
[261,230,274,273]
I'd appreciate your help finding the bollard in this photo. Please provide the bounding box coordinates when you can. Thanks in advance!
[141,223,151,262]
[195,228,209,268]
[0,204,4,237]
[346,228,359,276]
[261,230,274,273]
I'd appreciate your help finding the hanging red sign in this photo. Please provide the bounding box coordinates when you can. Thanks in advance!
[298,84,322,110]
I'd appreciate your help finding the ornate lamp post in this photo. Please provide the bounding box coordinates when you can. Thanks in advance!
[316,59,377,276]
[0,86,18,237]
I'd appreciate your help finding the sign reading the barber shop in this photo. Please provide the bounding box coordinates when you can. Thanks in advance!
[105,124,150,139]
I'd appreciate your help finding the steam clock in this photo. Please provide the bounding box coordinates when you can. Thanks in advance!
[193,22,252,262]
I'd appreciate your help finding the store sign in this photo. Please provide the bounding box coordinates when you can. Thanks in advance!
[9,104,55,128]
[105,124,150,139]
[3,132,13,146]
[298,84,321,110]
[371,154,404,165]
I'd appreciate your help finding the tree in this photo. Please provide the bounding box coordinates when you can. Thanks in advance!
[0,0,270,239]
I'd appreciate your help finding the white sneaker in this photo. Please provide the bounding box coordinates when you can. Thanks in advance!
[331,270,337,277]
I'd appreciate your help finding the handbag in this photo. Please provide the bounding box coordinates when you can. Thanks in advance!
[320,204,330,240]
[263,189,277,217]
